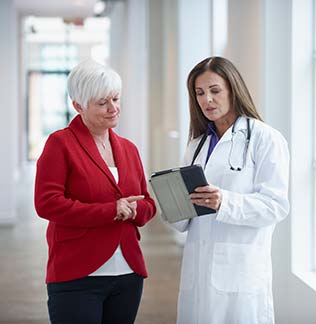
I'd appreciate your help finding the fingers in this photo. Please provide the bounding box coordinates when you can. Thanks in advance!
[114,206,132,221]
[190,184,220,198]
[129,201,137,219]
[126,195,145,203]
[115,196,141,221]
[193,185,218,193]
[190,185,222,210]
[190,192,221,200]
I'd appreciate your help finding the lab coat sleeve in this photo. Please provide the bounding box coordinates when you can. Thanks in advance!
[216,129,290,228]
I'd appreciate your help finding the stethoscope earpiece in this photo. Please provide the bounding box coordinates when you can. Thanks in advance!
[230,166,242,171]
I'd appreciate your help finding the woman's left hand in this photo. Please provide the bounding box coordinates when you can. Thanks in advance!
[190,184,222,211]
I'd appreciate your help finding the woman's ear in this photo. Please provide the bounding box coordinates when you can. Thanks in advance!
[72,101,84,113]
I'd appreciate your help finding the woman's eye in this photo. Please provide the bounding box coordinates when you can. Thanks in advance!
[113,97,120,102]
[196,92,204,96]
[211,89,220,94]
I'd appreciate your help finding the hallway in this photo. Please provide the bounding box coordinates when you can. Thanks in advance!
[0,164,182,324]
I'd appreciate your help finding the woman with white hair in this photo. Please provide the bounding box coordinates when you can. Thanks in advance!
[34,59,156,324]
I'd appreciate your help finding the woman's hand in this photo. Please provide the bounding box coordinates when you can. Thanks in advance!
[190,184,222,211]
[115,195,144,221]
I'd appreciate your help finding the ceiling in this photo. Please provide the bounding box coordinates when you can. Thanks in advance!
[14,0,97,18]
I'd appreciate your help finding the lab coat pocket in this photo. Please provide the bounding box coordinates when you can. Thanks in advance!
[220,166,255,193]
[211,242,267,294]
[179,243,195,291]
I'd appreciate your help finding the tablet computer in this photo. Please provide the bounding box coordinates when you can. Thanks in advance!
[150,165,215,223]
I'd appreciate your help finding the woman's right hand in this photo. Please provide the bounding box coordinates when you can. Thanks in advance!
[115,195,144,221]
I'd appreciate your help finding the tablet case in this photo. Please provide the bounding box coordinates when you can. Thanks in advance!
[150,165,215,223]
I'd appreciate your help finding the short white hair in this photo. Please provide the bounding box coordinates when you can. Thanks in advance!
[67,59,122,109]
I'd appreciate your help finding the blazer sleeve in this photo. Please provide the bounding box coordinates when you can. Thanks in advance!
[34,134,117,228]
[216,128,290,228]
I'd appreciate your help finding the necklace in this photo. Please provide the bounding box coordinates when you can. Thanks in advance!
[93,136,107,150]
[97,140,106,150]
[100,141,106,150]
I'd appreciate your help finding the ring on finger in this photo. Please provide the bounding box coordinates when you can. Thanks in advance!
[205,199,210,203]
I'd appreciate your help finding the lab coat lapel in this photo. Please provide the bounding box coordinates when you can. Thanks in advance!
[217,126,232,143]
[204,116,248,168]
[233,116,248,132]
[68,115,121,192]
[216,116,248,144]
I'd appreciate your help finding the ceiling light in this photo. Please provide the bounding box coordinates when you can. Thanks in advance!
[94,1,106,15]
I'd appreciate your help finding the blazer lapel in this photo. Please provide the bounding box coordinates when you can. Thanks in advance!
[108,128,128,187]
[68,115,122,193]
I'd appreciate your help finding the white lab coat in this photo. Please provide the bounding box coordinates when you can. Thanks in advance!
[171,117,289,324]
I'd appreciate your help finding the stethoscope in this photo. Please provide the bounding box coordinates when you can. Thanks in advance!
[191,116,251,171]
[229,117,251,171]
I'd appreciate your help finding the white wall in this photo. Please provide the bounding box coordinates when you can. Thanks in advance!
[269,0,316,323]
[262,0,293,322]
[178,0,212,159]
[148,0,180,172]
[0,0,18,225]
[224,0,263,112]
[135,0,212,173]
[110,0,149,172]
[111,0,212,173]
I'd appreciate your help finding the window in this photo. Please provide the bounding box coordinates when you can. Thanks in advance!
[312,0,316,271]
[291,0,316,289]
[23,17,110,160]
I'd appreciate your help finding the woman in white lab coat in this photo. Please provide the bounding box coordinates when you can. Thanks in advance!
[171,57,289,324]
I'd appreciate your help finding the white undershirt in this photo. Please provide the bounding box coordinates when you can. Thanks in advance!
[89,167,133,276]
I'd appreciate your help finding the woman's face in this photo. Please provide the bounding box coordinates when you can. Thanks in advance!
[195,70,235,123]
[77,93,121,131]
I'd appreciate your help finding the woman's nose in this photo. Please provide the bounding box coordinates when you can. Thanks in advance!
[207,94,213,103]
[107,101,117,112]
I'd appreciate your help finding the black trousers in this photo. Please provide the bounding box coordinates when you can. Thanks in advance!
[47,273,144,324]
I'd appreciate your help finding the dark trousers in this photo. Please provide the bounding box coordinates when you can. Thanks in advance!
[47,273,144,324]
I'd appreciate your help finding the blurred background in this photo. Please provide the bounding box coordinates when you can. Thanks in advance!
[0,0,315,323]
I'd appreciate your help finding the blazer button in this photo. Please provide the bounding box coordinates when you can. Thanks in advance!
[116,193,122,199]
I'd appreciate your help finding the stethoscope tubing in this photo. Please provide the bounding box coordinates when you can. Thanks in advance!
[229,117,251,171]
[191,116,251,171]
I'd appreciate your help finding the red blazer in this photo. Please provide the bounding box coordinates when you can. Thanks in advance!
[34,115,156,283]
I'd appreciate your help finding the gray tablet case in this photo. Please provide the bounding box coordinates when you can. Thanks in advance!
[149,165,216,223]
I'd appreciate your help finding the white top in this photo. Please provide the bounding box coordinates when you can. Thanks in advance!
[89,167,133,276]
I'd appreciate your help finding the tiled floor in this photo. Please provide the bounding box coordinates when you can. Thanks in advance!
[0,165,184,324]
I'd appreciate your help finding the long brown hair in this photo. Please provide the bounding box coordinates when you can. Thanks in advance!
[187,56,263,140]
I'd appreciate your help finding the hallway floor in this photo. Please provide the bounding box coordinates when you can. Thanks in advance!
[0,164,183,324]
